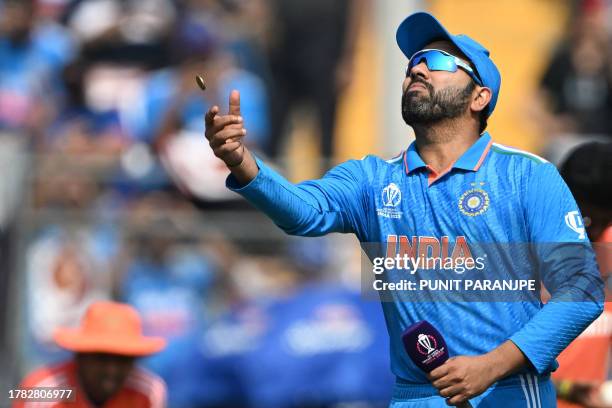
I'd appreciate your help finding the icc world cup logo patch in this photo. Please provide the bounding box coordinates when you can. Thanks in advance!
[459,188,490,217]
[377,183,403,219]
[382,183,401,207]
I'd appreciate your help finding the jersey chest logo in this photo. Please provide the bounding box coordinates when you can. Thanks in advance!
[382,183,401,207]
[377,183,403,219]
[458,185,490,217]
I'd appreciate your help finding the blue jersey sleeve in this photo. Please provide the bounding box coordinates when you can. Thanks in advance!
[226,156,370,239]
[509,162,604,374]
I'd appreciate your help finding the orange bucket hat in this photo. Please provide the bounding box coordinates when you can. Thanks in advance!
[54,301,166,356]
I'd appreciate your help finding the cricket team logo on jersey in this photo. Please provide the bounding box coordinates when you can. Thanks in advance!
[377,183,403,219]
[564,210,586,239]
[458,186,490,217]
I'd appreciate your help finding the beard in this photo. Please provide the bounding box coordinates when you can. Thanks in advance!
[402,78,476,126]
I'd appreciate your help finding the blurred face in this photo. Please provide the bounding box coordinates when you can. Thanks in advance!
[0,2,34,45]
[402,40,477,127]
[76,353,135,405]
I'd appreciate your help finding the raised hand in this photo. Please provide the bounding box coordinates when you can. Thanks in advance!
[205,90,247,167]
[204,90,259,185]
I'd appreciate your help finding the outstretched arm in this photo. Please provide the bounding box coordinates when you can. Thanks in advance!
[204,90,369,238]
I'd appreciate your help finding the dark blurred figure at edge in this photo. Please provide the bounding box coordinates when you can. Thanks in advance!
[265,0,366,168]
[553,141,612,408]
[536,0,612,164]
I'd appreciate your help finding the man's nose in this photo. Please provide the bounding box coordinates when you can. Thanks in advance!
[408,61,430,80]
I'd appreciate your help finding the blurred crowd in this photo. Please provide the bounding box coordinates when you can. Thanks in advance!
[0,0,392,407]
[0,0,365,162]
[0,0,611,407]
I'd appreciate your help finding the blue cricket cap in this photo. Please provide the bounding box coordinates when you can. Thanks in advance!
[396,12,501,117]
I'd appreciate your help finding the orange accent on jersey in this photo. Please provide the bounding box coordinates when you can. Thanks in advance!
[426,162,456,186]
[12,360,166,408]
[418,236,440,259]
[427,167,438,185]
[386,235,398,259]
[473,139,493,171]
[440,236,450,259]
[451,236,473,261]
[398,236,418,258]
[553,302,612,408]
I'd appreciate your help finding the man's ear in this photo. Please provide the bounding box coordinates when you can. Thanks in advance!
[471,86,492,114]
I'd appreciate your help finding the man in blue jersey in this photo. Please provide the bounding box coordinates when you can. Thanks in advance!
[203,12,604,408]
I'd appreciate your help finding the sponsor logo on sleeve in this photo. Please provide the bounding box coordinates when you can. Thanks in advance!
[565,210,586,239]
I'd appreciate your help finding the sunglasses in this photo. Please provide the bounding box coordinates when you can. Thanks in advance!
[406,49,483,86]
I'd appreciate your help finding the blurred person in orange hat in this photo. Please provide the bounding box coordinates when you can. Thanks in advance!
[13,301,167,408]
[553,141,612,408]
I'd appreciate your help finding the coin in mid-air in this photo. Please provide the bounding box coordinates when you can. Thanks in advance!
[195,75,206,91]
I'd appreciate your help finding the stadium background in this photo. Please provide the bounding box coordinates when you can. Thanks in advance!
[0,0,609,407]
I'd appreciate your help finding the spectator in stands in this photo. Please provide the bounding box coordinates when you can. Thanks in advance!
[24,156,124,364]
[180,0,271,83]
[25,230,113,364]
[0,0,74,140]
[553,141,612,408]
[14,301,167,408]
[136,17,269,202]
[146,18,269,153]
[44,59,129,157]
[62,0,176,68]
[264,0,366,165]
[535,0,612,163]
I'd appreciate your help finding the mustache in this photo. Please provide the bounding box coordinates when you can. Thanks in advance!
[405,76,433,94]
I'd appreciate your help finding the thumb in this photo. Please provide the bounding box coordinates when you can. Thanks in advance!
[229,89,241,116]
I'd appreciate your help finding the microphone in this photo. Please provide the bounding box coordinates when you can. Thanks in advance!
[402,320,473,408]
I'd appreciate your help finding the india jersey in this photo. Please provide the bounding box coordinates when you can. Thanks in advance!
[227,132,604,388]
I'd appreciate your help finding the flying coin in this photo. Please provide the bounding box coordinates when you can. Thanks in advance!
[195,75,207,91]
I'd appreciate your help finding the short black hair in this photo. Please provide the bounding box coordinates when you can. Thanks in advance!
[560,141,612,208]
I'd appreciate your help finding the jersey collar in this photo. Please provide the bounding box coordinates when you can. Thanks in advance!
[404,132,493,174]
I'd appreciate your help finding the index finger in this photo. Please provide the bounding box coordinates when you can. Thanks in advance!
[205,106,219,127]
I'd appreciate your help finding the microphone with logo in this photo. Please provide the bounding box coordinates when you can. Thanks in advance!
[402,320,473,408]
